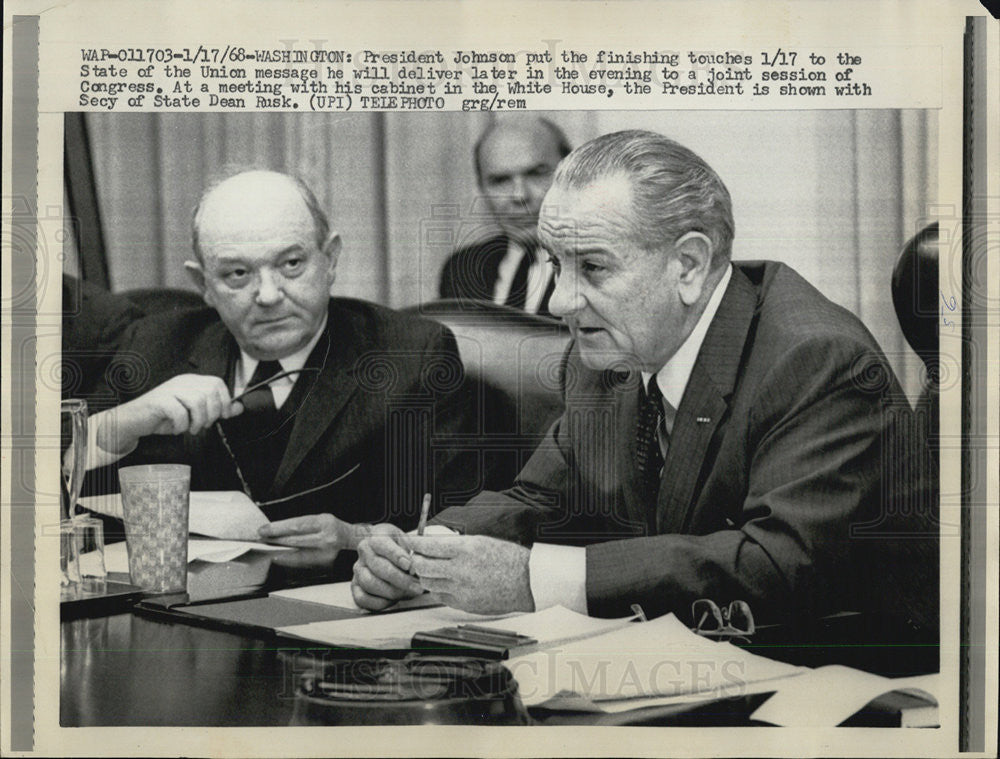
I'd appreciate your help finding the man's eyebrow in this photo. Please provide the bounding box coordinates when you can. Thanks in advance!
[572,247,613,258]
[211,244,304,265]
[486,161,554,180]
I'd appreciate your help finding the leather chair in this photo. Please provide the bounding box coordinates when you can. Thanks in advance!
[403,299,571,492]
[891,222,939,456]
[872,223,940,641]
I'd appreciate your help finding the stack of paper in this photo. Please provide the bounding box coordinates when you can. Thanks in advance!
[276,605,633,652]
[277,605,514,649]
[507,612,806,711]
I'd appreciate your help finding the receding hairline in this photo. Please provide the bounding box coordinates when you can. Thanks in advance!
[191,170,331,261]
[474,118,572,185]
[548,130,735,261]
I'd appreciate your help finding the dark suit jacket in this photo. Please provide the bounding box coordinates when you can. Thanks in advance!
[94,298,481,528]
[438,234,509,303]
[62,275,144,398]
[435,262,937,627]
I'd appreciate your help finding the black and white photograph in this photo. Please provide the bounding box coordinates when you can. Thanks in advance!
[3,1,996,756]
[57,108,941,727]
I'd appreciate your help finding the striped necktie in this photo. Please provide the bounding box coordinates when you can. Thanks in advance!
[635,376,665,507]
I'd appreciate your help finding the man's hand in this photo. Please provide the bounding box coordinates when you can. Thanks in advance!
[352,523,424,611]
[259,513,364,550]
[98,374,243,454]
[410,535,534,615]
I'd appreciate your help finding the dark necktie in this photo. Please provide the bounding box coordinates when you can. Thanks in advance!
[505,245,535,310]
[242,359,282,414]
[635,376,665,508]
[234,359,284,497]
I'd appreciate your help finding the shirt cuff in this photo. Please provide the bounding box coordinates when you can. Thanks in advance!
[75,409,137,473]
[528,543,587,614]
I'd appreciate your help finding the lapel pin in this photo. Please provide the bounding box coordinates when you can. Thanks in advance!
[696,416,712,424]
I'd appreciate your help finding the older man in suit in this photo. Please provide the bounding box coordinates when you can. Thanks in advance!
[353,130,933,630]
[86,170,477,548]
[438,117,571,315]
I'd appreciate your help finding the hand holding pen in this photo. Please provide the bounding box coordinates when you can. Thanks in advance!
[408,492,431,576]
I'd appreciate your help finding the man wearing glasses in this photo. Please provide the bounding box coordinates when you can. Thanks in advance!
[438,116,571,315]
[353,131,935,632]
[85,170,477,549]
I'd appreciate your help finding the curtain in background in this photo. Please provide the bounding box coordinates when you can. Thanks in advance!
[81,110,935,398]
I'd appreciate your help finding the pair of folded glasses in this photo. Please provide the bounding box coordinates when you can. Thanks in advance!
[691,599,755,644]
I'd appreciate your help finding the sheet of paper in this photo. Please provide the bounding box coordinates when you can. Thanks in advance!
[80,491,271,541]
[186,491,271,540]
[507,612,804,707]
[270,582,441,613]
[277,604,634,652]
[749,666,939,726]
[277,605,515,649]
[536,675,804,714]
[100,537,290,574]
[473,605,636,649]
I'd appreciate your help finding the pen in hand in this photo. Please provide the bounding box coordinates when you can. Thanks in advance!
[408,492,431,577]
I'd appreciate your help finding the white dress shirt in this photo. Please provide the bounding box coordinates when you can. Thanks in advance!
[492,238,554,314]
[233,313,327,410]
[528,264,733,613]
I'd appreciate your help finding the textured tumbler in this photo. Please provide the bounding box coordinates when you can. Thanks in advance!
[119,464,191,593]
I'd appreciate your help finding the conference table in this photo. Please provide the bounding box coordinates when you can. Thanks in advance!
[60,543,938,728]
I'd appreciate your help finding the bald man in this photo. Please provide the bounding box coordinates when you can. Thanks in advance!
[438,117,571,315]
[87,170,477,549]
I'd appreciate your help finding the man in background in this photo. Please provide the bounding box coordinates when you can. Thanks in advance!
[438,117,571,315]
[355,130,935,635]
[85,170,478,549]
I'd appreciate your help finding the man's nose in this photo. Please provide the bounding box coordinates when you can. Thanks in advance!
[509,175,530,203]
[254,268,284,306]
[546,268,581,319]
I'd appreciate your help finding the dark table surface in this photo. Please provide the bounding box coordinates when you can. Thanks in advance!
[61,544,939,727]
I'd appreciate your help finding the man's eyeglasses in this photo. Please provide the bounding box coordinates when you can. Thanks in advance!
[216,366,360,507]
[691,599,755,644]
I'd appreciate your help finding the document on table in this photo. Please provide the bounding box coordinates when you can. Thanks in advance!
[749,666,939,726]
[80,491,271,541]
[270,582,441,613]
[276,605,632,651]
[277,605,514,649]
[507,612,805,709]
[101,537,291,574]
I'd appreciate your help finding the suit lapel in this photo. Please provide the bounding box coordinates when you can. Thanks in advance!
[656,268,758,534]
[271,304,361,493]
[656,365,728,534]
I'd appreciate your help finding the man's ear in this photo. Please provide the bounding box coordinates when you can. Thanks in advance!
[183,260,213,306]
[321,233,342,292]
[673,232,714,307]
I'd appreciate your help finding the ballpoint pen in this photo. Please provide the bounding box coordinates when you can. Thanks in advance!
[408,492,431,575]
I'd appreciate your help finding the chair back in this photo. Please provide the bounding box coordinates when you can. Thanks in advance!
[403,299,571,490]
